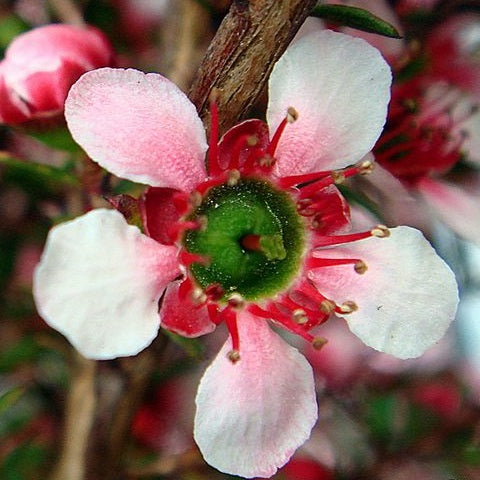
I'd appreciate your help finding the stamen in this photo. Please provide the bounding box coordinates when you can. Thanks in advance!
[267,106,298,156]
[191,287,207,305]
[320,299,336,314]
[336,301,358,314]
[227,169,241,186]
[179,250,209,267]
[207,88,221,176]
[306,256,365,272]
[228,134,258,170]
[248,304,315,343]
[205,283,225,302]
[371,225,390,238]
[313,225,390,248]
[223,306,240,363]
[168,218,205,242]
[228,293,245,310]
[312,337,328,350]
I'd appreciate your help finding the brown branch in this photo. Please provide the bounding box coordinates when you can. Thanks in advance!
[188,0,318,134]
[50,353,96,480]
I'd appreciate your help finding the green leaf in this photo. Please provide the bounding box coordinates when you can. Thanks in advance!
[0,15,29,51]
[29,126,82,152]
[0,154,79,197]
[311,4,402,39]
[163,330,206,361]
[0,387,24,415]
[0,336,45,373]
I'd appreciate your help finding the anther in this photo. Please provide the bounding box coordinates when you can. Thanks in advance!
[227,169,241,186]
[228,349,241,364]
[320,299,336,314]
[371,225,390,238]
[189,191,202,208]
[337,301,358,314]
[354,260,368,274]
[357,159,375,175]
[287,106,299,123]
[247,135,258,147]
[191,287,207,305]
[292,309,308,324]
[228,293,245,310]
[312,337,328,350]
[332,171,345,184]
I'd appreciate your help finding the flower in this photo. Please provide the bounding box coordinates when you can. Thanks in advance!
[33,30,458,478]
[0,23,115,125]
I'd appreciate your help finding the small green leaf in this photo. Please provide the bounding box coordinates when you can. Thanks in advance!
[29,126,82,152]
[163,330,206,361]
[0,15,29,51]
[0,387,24,415]
[0,154,79,197]
[311,4,402,39]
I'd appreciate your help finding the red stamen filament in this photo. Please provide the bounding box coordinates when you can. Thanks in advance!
[248,304,315,344]
[168,220,201,242]
[179,250,209,267]
[313,225,389,248]
[306,256,365,272]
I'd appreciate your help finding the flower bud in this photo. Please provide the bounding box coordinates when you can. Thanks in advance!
[0,24,115,126]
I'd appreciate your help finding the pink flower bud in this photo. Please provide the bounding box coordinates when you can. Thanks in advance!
[0,23,115,125]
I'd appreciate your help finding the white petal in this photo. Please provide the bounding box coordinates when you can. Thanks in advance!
[194,313,317,478]
[309,226,459,358]
[65,68,208,190]
[33,209,180,359]
[268,30,391,176]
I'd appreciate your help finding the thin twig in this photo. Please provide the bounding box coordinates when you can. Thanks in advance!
[48,0,86,26]
[50,352,96,480]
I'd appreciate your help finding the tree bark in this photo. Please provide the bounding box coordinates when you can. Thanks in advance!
[189,0,318,134]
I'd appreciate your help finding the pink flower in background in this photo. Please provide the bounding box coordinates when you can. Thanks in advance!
[33,30,458,478]
[0,23,115,125]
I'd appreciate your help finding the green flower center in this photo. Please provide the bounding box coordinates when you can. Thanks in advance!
[183,177,306,301]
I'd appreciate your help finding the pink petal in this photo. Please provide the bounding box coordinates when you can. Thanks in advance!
[194,311,317,478]
[417,177,480,244]
[267,30,391,177]
[65,68,208,190]
[308,226,458,358]
[160,280,216,337]
[140,187,182,245]
[33,209,180,360]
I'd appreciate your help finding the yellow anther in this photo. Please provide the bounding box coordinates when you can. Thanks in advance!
[228,349,241,363]
[320,299,336,314]
[227,169,241,186]
[292,309,308,324]
[209,86,220,103]
[338,301,358,314]
[259,154,275,167]
[354,260,368,274]
[228,293,245,310]
[189,191,202,208]
[312,337,328,350]
[191,287,207,305]
[247,135,258,147]
[332,171,346,184]
[287,107,299,123]
[357,159,375,175]
[371,225,390,238]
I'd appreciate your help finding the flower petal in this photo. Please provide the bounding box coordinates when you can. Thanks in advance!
[33,209,180,359]
[308,226,458,358]
[267,30,391,176]
[161,280,216,337]
[194,312,317,478]
[65,67,208,190]
[417,177,480,245]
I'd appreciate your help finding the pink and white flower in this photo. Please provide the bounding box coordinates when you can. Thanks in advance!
[33,30,458,478]
[0,23,114,125]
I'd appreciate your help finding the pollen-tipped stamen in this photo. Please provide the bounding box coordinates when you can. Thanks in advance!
[267,106,298,156]
[313,225,390,248]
